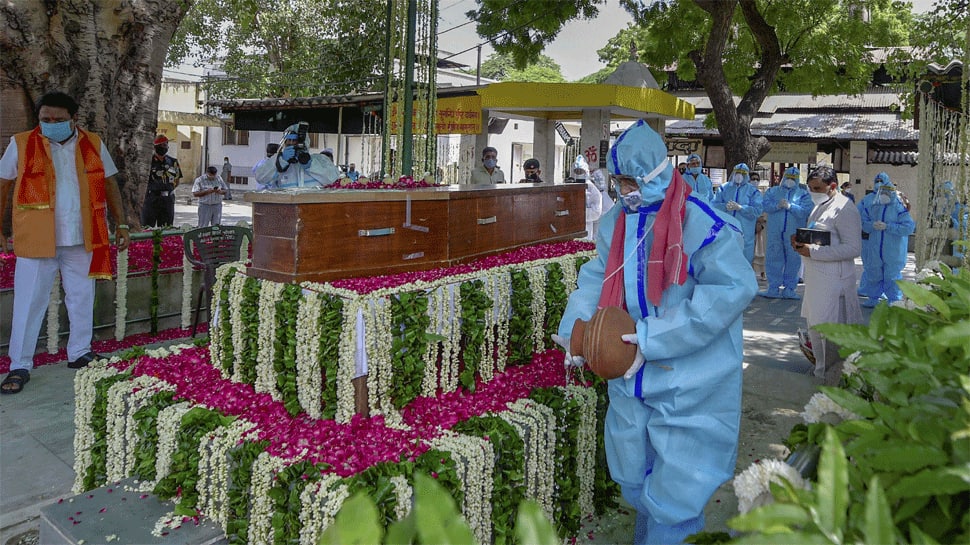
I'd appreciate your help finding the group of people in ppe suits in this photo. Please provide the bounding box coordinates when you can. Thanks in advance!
[568,155,615,239]
[857,173,916,306]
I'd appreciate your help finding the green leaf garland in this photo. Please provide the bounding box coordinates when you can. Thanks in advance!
[390,292,432,409]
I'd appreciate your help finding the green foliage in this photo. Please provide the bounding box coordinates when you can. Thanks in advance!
[318,294,344,420]
[478,52,566,82]
[131,391,178,483]
[239,276,260,384]
[225,440,271,544]
[528,387,584,536]
[452,415,526,545]
[273,283,302,415]
[390,292,432,409]
[733,265,970,544]
[216,268,235,375]
[591,377,621,513]
[465,0,604,69]
[154,407,237,515]
[543,263,568,350]
[320,473,558,545]
[169,0,389,100]
[459,279,492,391]
[267,459,331,544]
[509,269,536,365]
[83,372,134,490]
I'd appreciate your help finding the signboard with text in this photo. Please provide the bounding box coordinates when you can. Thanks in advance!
[389,95,483,135]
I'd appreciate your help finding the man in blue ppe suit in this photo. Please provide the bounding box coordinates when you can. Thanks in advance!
[553,120,757,545]
[759,167,813,299]
[713,163,764,263]
[254,124,340,189]
[682,153,714,202]
[857,173,916,307]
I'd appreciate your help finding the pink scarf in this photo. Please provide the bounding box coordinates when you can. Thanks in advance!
[598,169,692,309]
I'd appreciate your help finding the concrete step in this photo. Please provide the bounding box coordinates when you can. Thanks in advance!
[39,478,225,545]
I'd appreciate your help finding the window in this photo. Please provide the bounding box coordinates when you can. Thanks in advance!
[309,133,320,148]
[223,126,249,146]
[228,175,248,185]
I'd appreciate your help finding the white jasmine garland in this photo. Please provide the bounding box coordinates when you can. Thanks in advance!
[528,266,547,352]
[480,275,496,383]
[843,351,862,376]
[47,270,61,354]
[389,474,412,520]
[295,290,324,418]
[196,419,256,529]
[493,270,510,374]
[445,284,461,392]
[298,475,349,545]
[153,402,193,487]
[734,459,810,514]
[181,252,193,330]
[208,264,239,369]
[72,366,123,493]
[503,399,557,518]
[335,299,360,423]
[255,280,285,398]
[562,258,579,294]
[121,378,175,477]
[565,385,598,515]
[247,452,291,545]
[105,375,170,481]
[228,273,249,381]
[115,248,128,340]
[420,286,442,397]
[801,392,862,424]
[432,432,494,544]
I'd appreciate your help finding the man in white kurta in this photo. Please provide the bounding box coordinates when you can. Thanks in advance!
[792,166,863,385]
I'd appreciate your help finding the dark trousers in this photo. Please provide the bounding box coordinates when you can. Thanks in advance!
[141,194,175,227]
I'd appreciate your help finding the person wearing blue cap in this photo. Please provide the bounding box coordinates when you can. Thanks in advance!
[254,123,341,189]
[682,153,714,202]
[713,163,764,263]
[857,172,916,307]
[553,119,757,545]
[759,166,813,299]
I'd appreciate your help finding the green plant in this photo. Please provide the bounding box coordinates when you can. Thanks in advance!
[83,371,134,490]
[319,473,558,545]
[131,391,178,483]
[239,276,261,383]
[543,263,567,350]
[273,283,302,415]
[509,269,536,365]
[729,264,970,544]
[318,294,343,420]
[390,292,434,409]
[459,280,491,391]
[225,440,271,544]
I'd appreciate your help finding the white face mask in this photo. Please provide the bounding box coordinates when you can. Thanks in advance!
[782,178,796,189]
[878,194,892,205]
[810,191,830,206]
[620,189,643,211]
[733,174,744,185]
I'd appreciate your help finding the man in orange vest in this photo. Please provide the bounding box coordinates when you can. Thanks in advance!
[0,91,130,394]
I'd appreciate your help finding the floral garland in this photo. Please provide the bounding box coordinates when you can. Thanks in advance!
[207,263,233,371]
[502,399,557,520]
[528,266,547,352]
[458,279,490,391]
[152,402,194,488]
[196,419,257,528]
[246,452,291,545]
[733,459,811,514]
[255,280,284,399]
[389,474,412,520]
[72,364,123,493]
[47,270,61,354]
[180,252,193,330]
[567,385,598,516]
[105,374,170,481]
[296,290,324,419]
[227,272,249,381]
[801,392,862,424]
[389,291,432,410]
[272,283,303,415]
[335,299,360,423]
[115,248,128,340]
[298,474,348,545]
[420,286,444,397]
[430,432,495,544]
[365,297,399,424]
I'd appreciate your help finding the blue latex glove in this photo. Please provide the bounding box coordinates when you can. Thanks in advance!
[281,146,296,162]
[551,334,586,368]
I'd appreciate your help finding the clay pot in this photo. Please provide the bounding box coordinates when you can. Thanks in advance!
[570,306,637,379]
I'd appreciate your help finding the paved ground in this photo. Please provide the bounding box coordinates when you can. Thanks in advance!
[0,198,915,544]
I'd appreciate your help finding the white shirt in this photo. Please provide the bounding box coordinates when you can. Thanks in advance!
[0,132,118,247]
[192,174,227,205]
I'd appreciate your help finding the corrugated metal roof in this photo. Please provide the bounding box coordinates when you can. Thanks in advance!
[665,111,916,143]
[870,150,919,165]
[674,90,905,115]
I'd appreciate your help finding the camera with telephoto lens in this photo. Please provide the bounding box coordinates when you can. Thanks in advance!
[290,122,311,165]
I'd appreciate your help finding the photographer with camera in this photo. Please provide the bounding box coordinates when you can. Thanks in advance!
[254,123,340,189]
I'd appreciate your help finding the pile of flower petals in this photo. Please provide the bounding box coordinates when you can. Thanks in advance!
[122,346,571,477]
[328,240,595,294]
[322,175,442,191]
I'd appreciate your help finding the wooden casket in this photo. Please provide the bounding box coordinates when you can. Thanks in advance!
[245,183,587,283]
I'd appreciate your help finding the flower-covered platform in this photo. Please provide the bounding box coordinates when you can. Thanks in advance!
[72,241,622,543]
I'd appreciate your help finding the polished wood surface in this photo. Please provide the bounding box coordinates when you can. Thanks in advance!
[246,183,586,283]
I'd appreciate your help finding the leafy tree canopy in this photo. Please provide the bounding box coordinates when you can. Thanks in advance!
[168,0,388,100]
[478,52,566,82]
[465,0,604,69]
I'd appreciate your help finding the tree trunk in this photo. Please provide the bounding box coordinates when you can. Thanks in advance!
[690,0,784,169]
[0,1,192,229]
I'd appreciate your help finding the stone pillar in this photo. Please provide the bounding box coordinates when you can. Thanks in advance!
[850,140,868,192]
[532,119,556,181]
[579,108,612,173]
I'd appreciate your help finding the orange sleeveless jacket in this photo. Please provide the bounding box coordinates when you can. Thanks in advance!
[12,127,113,279]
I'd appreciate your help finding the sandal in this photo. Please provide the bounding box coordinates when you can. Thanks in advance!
[68,351,102,369]
[1,369,30,394]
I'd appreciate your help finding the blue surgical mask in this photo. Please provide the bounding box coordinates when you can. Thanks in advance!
[620,189,643,211]
[688,166,701,176]
[483,158,497,169]
[40,120,74,143]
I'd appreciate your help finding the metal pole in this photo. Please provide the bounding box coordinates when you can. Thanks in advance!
[402,0,418,176]
[476,45,482,86]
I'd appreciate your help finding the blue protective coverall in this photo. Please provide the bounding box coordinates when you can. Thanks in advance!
[557,120,758,545]
[682,153,714,202]
[858,178,916,304]
[254,125,341,189]
[712,165,764,263]
[760,178,813,298]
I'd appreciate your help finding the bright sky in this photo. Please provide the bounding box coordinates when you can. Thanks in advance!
[438,0,938,82]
